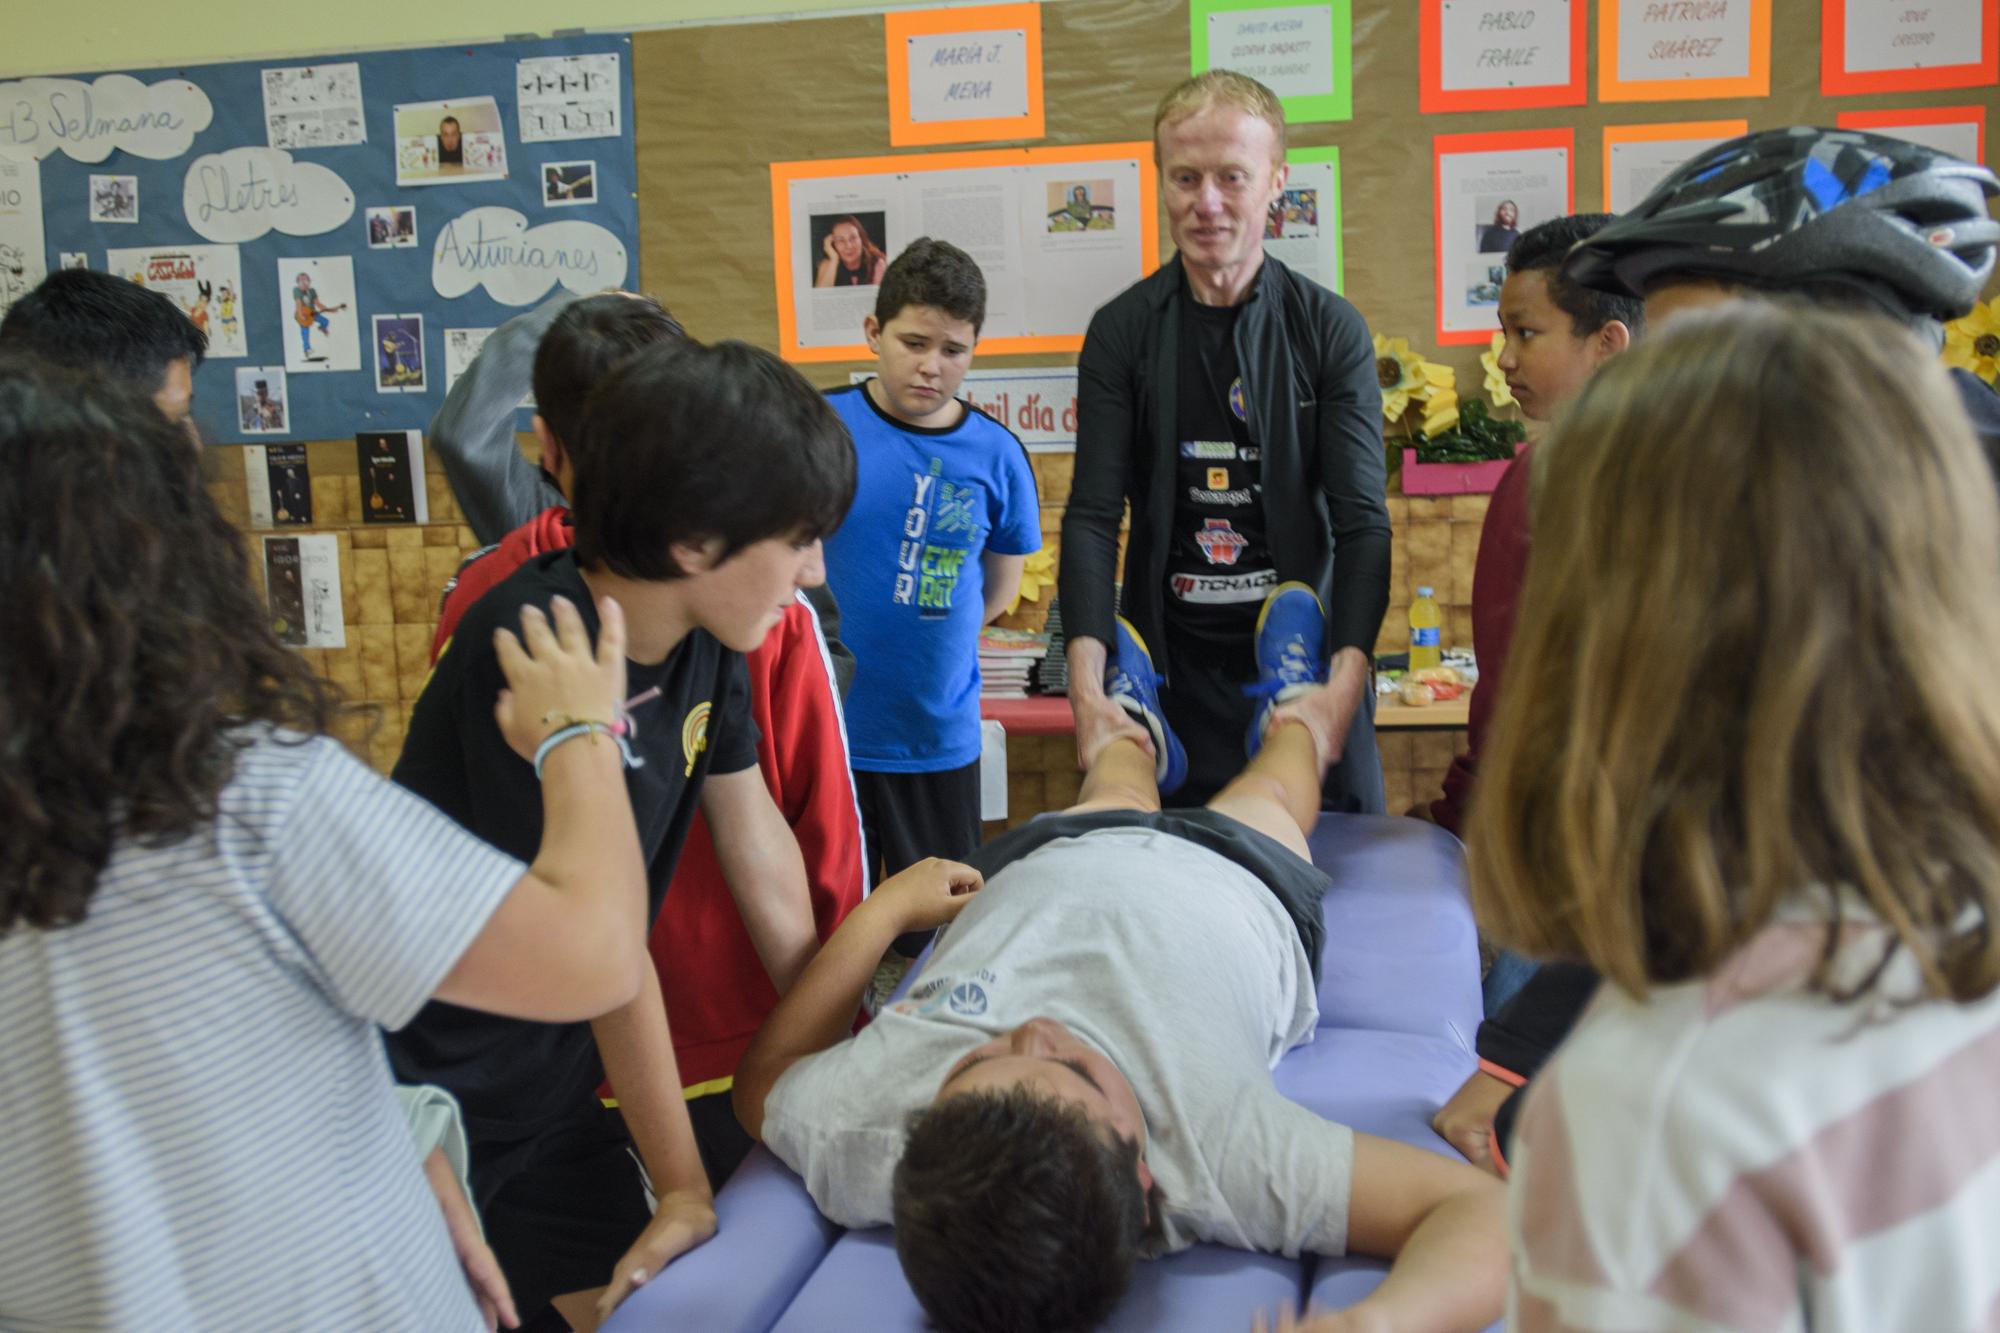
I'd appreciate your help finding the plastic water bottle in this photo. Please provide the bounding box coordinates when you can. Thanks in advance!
[1409,585,1441,671]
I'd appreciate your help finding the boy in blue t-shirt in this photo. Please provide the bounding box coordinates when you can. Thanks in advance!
[822,238,1041,945]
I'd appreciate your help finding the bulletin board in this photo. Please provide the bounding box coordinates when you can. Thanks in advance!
[6,34,639,445]
[628,0,1996,398]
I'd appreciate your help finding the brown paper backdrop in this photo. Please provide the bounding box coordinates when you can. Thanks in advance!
[199,0,1994,793]
[632,0,1998,394]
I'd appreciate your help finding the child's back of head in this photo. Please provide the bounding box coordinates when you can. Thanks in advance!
[0,269,208,394]
[530,292,684,452]
[0,354,334,934]
[1470,301,2000,1007]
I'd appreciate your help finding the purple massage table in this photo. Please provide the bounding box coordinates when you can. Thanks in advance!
[604,814,1490,1333]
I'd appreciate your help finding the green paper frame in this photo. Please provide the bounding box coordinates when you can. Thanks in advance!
[1190,0,1354,123]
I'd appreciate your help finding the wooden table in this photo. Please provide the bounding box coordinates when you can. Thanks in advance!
[981,691,1472,734]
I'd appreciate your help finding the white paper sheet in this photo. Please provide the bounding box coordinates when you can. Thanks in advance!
[182,146,354,242]
[850,366,1081,451]
[106,243,247,358]
[0,75,212,162]
[1606,132,1735,213]
[431,207,628,305]
[516,54,621,142]
[1612,0,1754,82]
[1852,117,1982,162]
[1437,143,1570,336]
[1438,0,1573,93]
[261,63,365,150]
[906,29,1032,123]
[279,255,359,373]
[1204,5,1335,99]
[1263,156,1339,294]
[1842,0,1985,73]
[263,533,345,649]
[0,148,47,321]
[786,155,1146,351]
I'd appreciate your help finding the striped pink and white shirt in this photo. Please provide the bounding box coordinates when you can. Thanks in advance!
[1507,895,2000,1333]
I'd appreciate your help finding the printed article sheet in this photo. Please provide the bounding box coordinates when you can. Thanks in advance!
[1433,130,1573,343]
[774,145,1157,361]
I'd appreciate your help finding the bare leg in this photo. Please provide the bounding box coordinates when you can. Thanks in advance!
[1203,720,1317,861]
[1066,736,1163,816]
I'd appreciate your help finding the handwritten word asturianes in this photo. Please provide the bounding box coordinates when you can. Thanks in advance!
[0,86,186,148]
[437,215,603,280]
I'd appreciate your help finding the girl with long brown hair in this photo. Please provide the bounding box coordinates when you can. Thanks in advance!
[1470,303,2000,1329]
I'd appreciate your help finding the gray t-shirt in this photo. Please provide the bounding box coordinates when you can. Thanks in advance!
[763,825,1354,1256]
[0,731,524,1331]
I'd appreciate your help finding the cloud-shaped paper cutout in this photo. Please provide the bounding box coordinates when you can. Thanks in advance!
[0,75,213,163]
[431,207,629,306]
[181,147,354,243]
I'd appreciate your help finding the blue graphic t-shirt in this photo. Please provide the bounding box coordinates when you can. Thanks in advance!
[823,382,1041,771]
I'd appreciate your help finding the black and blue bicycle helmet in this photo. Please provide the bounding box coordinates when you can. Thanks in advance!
[1565,126,1999,323]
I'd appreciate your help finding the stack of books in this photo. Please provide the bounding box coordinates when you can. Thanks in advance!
[978,627,1051,698]
[1036,596,1071,696]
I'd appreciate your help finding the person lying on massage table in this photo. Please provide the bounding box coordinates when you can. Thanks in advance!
[733,586,1505,1333]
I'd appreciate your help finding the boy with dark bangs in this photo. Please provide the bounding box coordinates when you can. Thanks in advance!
[389,337,857,1328]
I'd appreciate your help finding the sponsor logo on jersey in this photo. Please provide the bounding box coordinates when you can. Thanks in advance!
[681,701,712,776]
[1228,376,1247,422]
[1188,485,1253,506]
[1195,518,1247,566]
[1179,439,1237,460]
[1240,446,1261,462]
[1206,466,1231,489]
[1169,568,1277,604]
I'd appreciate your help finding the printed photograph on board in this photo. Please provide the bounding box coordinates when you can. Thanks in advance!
[89,175,138,223]
[542,161,598,207]
[809,211,889,288]
[1265,187,1319,240]
[278,256,359,373]
[237,367,290,435]
[394,97,509,187]
[366,205,419,248]
[1045,180,1117,233]
[372,313,426,392]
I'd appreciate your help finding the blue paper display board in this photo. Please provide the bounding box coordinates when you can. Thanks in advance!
[9,35,638,444]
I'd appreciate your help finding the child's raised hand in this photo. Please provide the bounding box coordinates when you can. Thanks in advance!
[492,595,629,764]
[876,857,984,932]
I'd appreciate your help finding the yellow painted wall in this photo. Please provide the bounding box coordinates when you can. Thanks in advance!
[4,0,913,79]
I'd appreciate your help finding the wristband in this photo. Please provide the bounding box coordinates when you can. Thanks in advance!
[532,720,643,780]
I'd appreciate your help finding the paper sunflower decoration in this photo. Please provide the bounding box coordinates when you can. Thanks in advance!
[1374,334,1425,421]
[1944,297,2000,387]
[1480,331,1516,408]
[1006,548,1057,616]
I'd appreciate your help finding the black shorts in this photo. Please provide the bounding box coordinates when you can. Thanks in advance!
[1161,618,1385,813]
[967,806,1331,984]
[856,761,983,956]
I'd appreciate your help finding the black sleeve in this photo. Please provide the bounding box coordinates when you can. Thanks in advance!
[1475,961,1600,1079]
[392,602,545,863]
[800,581,857,701]
[1059,301,1139,652]
[706,650,761,776]
[1313,298,1392,658]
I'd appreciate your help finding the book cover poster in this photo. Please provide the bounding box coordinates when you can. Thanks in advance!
[263,536,307,646]
[357,429,428,524]
[373,313,426,392]
[267,443,312,525]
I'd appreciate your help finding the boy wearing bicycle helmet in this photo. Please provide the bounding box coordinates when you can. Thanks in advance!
[1431,126,2000,1178]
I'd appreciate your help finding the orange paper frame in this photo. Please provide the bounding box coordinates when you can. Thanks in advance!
[1837,106,1988,164]
[1419,1,1587,114]
[1598,0,1772,102]
[1821,0,1997,95]
[770,144,1159,364]
[884,4,1046,147]
[1432,129,1575,346]
[1600,119,1749,210]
